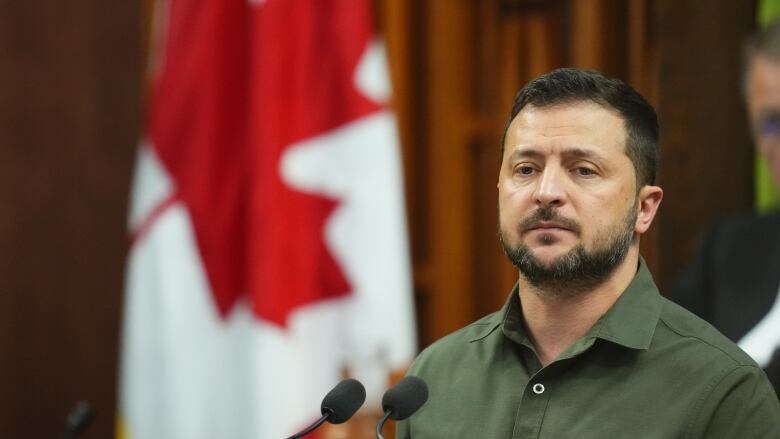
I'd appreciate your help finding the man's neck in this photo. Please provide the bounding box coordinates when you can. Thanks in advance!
[518,250,640,367]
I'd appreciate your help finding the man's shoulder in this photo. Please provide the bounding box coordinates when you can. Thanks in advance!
[657,295,760,368]
[657,297,780,436]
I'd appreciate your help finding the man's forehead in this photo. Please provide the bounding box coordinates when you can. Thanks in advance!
[506,102,627,154]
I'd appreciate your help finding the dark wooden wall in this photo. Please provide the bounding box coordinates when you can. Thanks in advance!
[0,1,140,438]
[0,1,757,438]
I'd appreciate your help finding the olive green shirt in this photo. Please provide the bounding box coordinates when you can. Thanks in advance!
[397,261,780,438]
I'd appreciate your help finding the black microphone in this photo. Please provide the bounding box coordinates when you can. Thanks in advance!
[376,376,429,439]
[59,401,95,439]
[285,378,366,439]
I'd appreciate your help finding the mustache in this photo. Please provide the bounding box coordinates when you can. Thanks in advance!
[519,207,581,235]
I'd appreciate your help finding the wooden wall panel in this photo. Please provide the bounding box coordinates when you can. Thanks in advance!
[419,0,479,343]
[0,2,140,438]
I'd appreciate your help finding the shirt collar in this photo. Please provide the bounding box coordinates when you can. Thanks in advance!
[470,258,662,351]
[587,258,662,350]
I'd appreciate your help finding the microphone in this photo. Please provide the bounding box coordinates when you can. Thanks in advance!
[285,378,366,439]
[376,376,429,439]
[59,400,95,439]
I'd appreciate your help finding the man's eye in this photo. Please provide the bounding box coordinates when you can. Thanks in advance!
[575,167,595,176]
[516,166,534,175]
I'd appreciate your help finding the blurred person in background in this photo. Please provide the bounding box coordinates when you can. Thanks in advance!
[671,21,780,396]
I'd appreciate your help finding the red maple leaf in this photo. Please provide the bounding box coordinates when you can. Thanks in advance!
[147,0,381,327]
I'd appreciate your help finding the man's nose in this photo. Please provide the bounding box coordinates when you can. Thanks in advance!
[533,167,566,208]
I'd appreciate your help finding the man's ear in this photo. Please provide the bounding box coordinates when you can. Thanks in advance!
[635,185,663,235]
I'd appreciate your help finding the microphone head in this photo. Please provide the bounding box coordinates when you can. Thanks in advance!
[321,378,366,424]
[64,400,95,434]
[382,376,429,420]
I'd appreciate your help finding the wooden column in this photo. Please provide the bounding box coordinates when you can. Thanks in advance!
[418,0,478,344]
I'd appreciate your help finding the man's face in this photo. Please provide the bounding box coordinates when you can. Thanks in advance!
[497,102,641,293]
[747,55,780,189]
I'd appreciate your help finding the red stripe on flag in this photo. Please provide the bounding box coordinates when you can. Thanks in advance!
[128,192,180,249]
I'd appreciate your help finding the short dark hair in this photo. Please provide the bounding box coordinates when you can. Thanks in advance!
[502,68,659,187]
[742,20,780,94]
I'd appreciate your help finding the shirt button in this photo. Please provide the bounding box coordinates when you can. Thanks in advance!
[532,383,545,394]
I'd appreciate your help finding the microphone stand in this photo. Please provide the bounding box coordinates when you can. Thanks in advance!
[375,410,392,439]
[285,410,332,439]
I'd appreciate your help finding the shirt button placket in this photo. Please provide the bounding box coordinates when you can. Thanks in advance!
[512,380,553,438]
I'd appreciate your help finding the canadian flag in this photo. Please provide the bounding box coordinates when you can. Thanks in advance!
[118,0,417,438]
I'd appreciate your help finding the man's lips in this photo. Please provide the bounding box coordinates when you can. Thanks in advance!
[525,221,572,232]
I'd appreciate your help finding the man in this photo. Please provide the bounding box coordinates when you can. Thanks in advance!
[671,21,780,394]
[397,68,780,438]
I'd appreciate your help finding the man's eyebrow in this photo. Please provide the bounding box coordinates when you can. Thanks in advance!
[507,147,607,162]
[507,149,544,161]
[560,148,607,162]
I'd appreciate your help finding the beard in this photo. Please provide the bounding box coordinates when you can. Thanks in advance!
[499,202,638,297]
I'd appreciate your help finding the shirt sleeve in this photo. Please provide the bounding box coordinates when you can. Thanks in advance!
[687,364,780,438]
